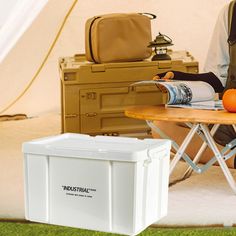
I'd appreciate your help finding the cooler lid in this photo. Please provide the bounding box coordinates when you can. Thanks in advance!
[22,133,171,162]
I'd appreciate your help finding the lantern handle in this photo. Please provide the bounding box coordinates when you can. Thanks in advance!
[158,32,173,44]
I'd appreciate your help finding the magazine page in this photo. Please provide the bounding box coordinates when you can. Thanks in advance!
[131,80,216,105]
[156,80,215,104]
[167,100,224,110]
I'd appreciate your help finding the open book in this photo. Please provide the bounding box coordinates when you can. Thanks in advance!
[132,80,224,110]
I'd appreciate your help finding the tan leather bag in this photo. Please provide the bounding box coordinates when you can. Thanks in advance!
[85,13,155,63]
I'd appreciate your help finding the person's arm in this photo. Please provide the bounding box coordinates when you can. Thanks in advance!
[155,71,224,93]
[203,3,229,87]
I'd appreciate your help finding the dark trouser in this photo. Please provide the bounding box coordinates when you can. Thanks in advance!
[214,125,236,146]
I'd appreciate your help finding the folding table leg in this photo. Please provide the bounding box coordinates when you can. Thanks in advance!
[146,120,180,153]
[233,125,236,133]
[147,120,203,174]
[200,124,236,194]
[146,119,236,192]
[146,120,198,169]
[169,124,200,175]
[182,124,220,179]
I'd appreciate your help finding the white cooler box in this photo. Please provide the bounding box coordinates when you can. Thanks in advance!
[23,133,171,236]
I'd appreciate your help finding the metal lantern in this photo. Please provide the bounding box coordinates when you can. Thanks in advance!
[148,32,174,61]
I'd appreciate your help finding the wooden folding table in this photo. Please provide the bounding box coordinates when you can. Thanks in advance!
[125,105,236,193]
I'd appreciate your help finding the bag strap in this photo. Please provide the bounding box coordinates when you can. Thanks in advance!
[139,13,157,20]
[228,0,236,45]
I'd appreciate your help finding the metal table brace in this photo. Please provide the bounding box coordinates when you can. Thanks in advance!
[147,120,236,193]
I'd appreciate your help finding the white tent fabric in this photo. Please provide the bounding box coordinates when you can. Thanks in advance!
[0,0,48,64]
[0,0,17,28]
[0,0,77,116]
[0,0,231,116]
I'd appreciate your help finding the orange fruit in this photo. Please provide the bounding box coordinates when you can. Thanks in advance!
[222,89,236,112]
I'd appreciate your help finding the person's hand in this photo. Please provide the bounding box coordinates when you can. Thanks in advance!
[163,71,174,80]
[152,75,161,80]
[152,71,174,81]
[152,71,174,93]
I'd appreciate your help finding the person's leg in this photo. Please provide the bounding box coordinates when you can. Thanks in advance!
[152,121,235,168]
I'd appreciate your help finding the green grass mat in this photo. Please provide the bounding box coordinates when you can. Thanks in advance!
[0,223,236,236]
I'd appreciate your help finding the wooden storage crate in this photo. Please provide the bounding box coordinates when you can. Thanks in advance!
[59,51,198,137]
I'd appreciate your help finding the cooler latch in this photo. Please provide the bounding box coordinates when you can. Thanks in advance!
[144,149,153,167]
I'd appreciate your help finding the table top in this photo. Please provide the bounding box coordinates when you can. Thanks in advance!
[125,105,236,125]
